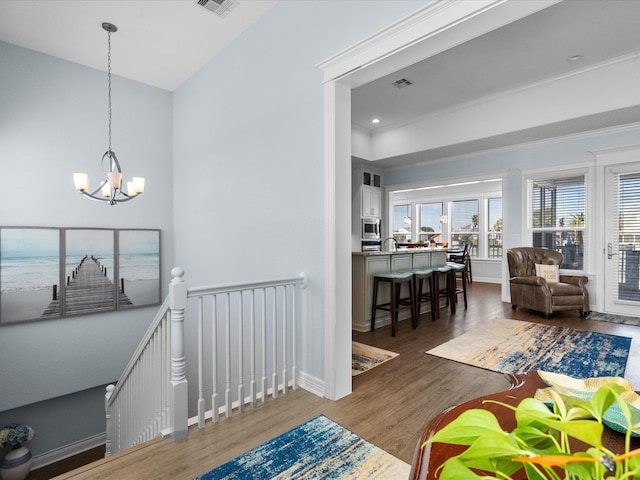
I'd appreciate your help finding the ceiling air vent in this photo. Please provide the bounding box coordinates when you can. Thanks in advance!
[392,78,413,89]
[195,0,239,18]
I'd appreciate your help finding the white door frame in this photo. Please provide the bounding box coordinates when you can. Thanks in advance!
[594,145,640,315]
[319,0,560,400]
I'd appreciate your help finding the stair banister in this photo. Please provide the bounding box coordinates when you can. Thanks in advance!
[168,267,188,441]
[105,268,306,456]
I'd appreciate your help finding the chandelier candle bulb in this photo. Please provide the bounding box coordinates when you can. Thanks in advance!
[73,173,88,192]
[132,177,145,193]
[108,171,122,190]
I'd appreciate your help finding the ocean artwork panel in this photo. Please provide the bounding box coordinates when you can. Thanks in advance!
[118,229,161,308]
[64,229,117,316]
[1,227,61,324]
[0,227,161,325]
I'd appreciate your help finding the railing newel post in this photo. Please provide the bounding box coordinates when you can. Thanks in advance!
[169,267,188,441]
[105,384,115,457]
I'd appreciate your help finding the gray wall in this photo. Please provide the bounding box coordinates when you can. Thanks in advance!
[0,0,426,464]
[0,41,173,459]
[172,0,426,390]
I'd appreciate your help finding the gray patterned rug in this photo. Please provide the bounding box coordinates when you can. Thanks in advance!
[587,311,640,326]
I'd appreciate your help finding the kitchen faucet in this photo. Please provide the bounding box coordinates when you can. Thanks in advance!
[382,237,398,252]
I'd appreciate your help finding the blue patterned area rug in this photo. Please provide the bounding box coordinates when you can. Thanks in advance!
[194,415,410,479]
[426,318,631,378]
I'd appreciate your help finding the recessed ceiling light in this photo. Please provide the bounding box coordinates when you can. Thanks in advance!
[568,54,582,62]
[371,118,380,124]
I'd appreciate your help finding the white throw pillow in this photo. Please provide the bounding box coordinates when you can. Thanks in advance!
[535,263,559,283]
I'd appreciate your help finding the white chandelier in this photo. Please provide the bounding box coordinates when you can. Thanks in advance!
[73,22,145,205]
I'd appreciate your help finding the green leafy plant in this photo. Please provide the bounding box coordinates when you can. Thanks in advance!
[425,380,640,479]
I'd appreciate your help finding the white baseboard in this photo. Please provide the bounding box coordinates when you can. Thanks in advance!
[32,432,105,469]
[298,371,325,398]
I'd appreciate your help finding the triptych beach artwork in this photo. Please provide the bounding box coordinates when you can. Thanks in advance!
[0,227,160,325]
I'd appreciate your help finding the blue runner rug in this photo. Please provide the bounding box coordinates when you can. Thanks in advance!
[195,415,409,479]
[426,318,631,378]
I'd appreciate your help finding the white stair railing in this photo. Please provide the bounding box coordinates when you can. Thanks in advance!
[105,268,306,456]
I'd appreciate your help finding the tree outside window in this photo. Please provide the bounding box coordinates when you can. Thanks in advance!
[488,197,502,258]
[451,200,478,253]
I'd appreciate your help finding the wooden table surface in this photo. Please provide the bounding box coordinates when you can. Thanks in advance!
[409,370,639,480]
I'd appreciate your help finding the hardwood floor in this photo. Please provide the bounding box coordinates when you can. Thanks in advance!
[40,282,639,479]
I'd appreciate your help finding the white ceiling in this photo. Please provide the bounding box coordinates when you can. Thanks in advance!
[353,0,640,131]
[0,0,278,91]
[351,0,640,166]
[1,1,639,165]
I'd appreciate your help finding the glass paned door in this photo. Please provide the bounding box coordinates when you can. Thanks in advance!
[604,165,640,315]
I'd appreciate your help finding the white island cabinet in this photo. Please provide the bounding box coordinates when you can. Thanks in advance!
[351,249,447,332]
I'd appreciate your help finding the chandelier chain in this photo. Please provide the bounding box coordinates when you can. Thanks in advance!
[107,28,112,153]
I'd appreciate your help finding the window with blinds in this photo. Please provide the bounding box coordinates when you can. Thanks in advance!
[451,199,478,253]
[488,197,503,259]
[418,202,442,244]
[393,204,411,242]
[527,175,585,270]
[615,173,640,300]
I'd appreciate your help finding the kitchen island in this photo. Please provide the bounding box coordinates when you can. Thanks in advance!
[352,248,447,332]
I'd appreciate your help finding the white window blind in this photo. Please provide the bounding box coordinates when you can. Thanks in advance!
[418,202,442,244]
[527,175,585,270]
[614,173,640,300]
[451,199,478,251]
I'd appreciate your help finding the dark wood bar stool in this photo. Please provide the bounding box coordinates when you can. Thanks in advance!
[370,271,417,336]
[433,265,456,315]
[449,243,472,283]
[447,261,468,310]
[412,267,437,322]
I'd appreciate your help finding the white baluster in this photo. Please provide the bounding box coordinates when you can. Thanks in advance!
[271,286,278,399]
[211,295,219,422]
[162,313,170,432]
[224,292,232,417]
[249,289,257,407]
[282,286,288,395]
[197,296,205,428]
[105,384,115,457]
[169,267,188,441]
[292,284,298,390]
[237,291,245,412]
[261,288,268,402]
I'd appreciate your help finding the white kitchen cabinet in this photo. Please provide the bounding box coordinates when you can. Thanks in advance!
[361,186,382,217]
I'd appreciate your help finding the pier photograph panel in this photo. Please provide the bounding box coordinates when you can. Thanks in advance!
[118,229,161,308]
[64,228,116,316]
[0,227,61,324]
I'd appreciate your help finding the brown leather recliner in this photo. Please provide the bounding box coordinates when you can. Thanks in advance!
[507,247,589,318]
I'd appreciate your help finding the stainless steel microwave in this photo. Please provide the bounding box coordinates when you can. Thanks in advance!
[362,217,381,240]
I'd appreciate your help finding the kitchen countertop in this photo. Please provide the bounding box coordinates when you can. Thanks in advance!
[352,247,447,256]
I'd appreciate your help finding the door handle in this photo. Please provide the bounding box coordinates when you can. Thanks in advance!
[607,243,618,259]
